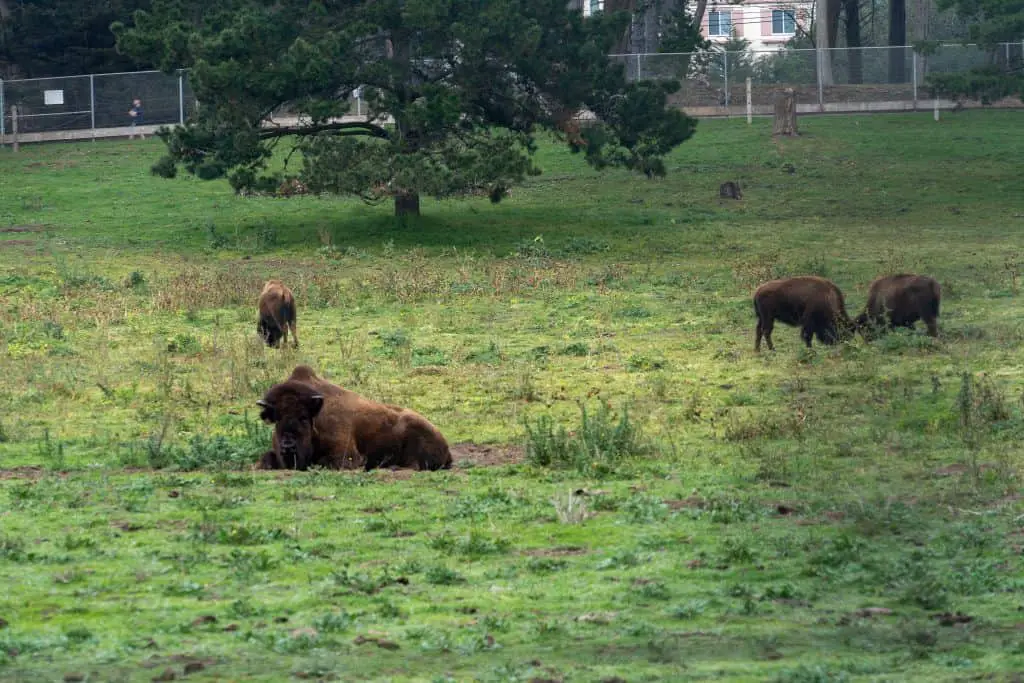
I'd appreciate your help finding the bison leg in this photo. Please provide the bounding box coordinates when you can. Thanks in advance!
[757,318,774,351]
[924,316,938,337]
[290,321,299,349]
[800,323,815,348]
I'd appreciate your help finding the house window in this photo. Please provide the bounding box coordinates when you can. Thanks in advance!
[583,0,603,16]
[772,9,796,34]
[708,10,732,37]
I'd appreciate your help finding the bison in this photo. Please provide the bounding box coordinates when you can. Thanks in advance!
[854,274,940,339]
[754,276,853,351]
[257,280,298,349]
[256,365,453,472]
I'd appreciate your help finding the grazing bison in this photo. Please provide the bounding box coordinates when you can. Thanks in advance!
[854,274,940,338]
[754,276,852,351]
[256,365,453,472]
[257,280,298,349]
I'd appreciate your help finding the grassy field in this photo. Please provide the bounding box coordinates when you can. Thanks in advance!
[1,111,1024,682]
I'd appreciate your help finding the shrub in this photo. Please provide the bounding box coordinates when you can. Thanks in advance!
[523,401,648,475]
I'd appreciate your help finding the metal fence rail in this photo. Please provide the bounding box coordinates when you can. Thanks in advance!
[0,70,195,139]
[612,42,1023,112]
[0,42,1021,144]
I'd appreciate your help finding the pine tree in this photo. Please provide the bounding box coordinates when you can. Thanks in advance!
[114,0,701,217]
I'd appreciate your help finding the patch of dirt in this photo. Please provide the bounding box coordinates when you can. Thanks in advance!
[451,442,524,468]
[0,443,523,481]
[932,611,973,626]
[522,546,588,558]
[353,634,401,650]
[0,466,46,480]
[934,463,994,477]
[664,496,705,510]
[1,225,46,233]
[0,240,34,248]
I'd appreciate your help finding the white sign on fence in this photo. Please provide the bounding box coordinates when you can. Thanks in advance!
[44,89,64,105]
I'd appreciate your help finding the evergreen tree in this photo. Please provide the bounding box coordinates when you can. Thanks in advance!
[114,0,700,216]
[1,0,151,78]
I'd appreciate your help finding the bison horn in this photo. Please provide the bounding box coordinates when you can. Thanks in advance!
[256,399,270,408]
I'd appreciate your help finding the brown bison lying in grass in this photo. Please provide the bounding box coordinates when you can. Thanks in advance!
[256,365,453,471]
[754,276,852,351]
[854,274,940,338]
[257,280,298,349]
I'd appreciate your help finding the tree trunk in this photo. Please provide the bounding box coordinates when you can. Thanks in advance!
[772,88,799,136]
[845,0,863,84]
[815,0,834,86]
[693,0,709,34]
[394,191,420,217]
[888,0,907,83]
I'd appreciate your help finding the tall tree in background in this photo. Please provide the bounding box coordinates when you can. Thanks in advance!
[0,0,151,78]
[927,0,1023,101]
[116,0,699,217]
[889,0,907,82]
[843,0,863,83]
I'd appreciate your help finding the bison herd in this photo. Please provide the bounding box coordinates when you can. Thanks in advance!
[253,272,941,472]
[754,273,940,351]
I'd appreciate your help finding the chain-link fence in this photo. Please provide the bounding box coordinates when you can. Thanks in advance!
[612,42,1024,112]
[0,70,195,138]
[1,43,1021,142]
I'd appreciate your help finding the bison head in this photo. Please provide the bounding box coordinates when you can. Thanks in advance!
[852,312,883,341]
[257,385,324,470]
[257,318,283,348]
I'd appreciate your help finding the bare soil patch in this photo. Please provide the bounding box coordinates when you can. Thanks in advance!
[451,442,524,468]
[0,443,523,481]
[0,466,46,480]
[0,240,34,248]
[1,225,46,233]
[522,546,588,558]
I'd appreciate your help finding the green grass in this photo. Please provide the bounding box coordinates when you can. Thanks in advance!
[1,111,1023,681]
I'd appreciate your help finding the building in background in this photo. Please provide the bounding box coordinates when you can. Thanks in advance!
[569,0,813,55]
[701,1,812,52]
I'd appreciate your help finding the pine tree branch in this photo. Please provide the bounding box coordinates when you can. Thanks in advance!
[258,121,391,140]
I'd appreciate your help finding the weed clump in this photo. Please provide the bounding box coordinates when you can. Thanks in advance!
[522,402,648,475]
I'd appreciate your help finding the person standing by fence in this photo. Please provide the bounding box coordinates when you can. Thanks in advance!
[129,98,145,140]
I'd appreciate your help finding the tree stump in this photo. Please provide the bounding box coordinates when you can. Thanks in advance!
[772,88,799,137]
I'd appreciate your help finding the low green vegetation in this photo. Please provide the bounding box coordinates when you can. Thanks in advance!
[0,112,1023,681]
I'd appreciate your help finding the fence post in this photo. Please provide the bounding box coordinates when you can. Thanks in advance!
[11,105,18,153]
[816,49,824,111]
[0,79,5,146]
[89,74,96,133]
[723,52,729,108]
[178,70,185,125]
[746,77,752,124]
[912,51,918,110]
[934,97,940,122]
[636,52,642,81]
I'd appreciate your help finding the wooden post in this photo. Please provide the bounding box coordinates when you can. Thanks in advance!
[772,88,798,136]
[746,78,752,124]
[933,98,940,122]
[10,105,18,153]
